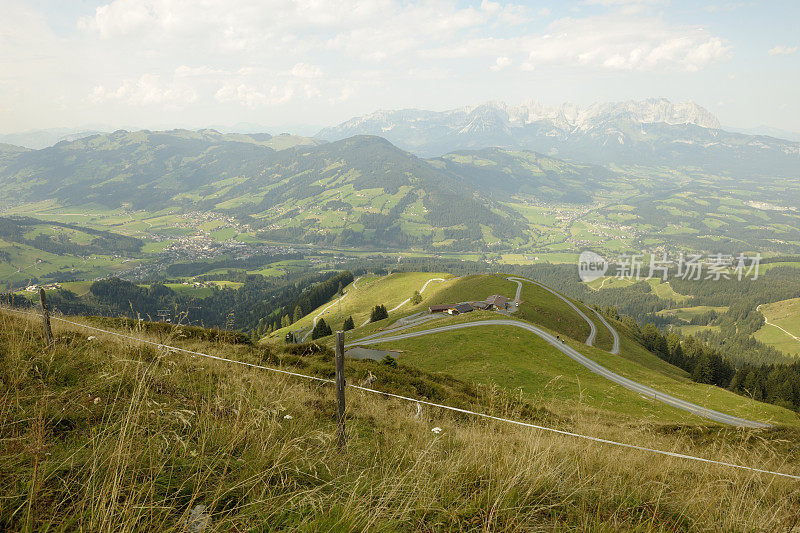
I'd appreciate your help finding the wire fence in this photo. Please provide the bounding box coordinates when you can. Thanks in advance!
[3,304,799,481]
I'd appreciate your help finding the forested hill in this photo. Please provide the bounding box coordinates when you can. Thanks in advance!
[0,129,565,250]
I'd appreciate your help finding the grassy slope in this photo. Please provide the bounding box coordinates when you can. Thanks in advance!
[373,318,799,427]
[754,297,800,356]
[3,309,800,530]
[271,272,453,338]
[333,274,798,427]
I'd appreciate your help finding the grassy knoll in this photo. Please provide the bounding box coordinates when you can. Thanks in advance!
[377,325,702,424]
[511,278,593,343]
[3,309,800,530]
[272,272,453,338]
[754,297,800,356]
[648,280,692,303]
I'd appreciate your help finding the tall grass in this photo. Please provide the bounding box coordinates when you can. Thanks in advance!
[2,309,800,531]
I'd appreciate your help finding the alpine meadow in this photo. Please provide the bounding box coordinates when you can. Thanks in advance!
[2,1,800,531]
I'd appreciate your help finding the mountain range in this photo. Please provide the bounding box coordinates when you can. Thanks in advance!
[318,98,800,176]
[1,98,799,253]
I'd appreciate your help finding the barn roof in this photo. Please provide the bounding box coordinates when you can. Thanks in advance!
[453,303,473,314]
[486,294,509,307]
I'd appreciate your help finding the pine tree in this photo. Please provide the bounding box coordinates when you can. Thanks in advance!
[343,316,355,331]
[312,318,332,340]
[370,304,388,322]
[293,305,303,323]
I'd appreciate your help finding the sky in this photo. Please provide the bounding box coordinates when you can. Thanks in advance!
[1,0,799,135]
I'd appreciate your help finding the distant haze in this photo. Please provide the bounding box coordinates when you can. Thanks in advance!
[1,1,799,135]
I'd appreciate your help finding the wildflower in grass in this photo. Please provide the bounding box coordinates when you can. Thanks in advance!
[431,427,442,434]
[283,414,293,420]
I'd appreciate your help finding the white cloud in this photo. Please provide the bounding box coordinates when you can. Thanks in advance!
[291,63,323,79]
[91,73,197,105]
[523,16,731,72]
[214,82,294,108]
[768,45,798,56]
[490,56,512,71]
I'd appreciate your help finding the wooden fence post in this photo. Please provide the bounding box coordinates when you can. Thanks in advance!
[335,331,346,450]
[38,288,53,347]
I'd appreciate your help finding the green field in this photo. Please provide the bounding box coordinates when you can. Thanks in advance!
[290,273,797,427]
[271,272,454,338]
[376,325,797,425]
[754,298,800,356]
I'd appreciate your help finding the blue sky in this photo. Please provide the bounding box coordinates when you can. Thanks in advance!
[1,0,798,134]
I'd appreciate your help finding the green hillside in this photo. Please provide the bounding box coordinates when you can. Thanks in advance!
[276,273,799,427]
[3,308,800,530]
[754,298,800,356]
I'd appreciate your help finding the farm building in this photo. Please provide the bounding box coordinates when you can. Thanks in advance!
[485,294,509,310]
[452,303,473,314]
[428,303,474,315]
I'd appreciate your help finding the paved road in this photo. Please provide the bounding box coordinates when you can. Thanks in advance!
[388,277,446,313]
[587,307,621,355]
[507,277,596,347]
[350,318,770,428]
[361,276,448,327]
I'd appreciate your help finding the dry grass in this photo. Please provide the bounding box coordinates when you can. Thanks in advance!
[2,309,800,531]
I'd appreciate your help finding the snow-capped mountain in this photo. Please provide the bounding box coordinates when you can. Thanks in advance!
[318,99,798,176]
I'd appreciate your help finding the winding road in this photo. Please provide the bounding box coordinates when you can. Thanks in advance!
[588,307,620,355]
[507,277,597,347]
[348,319,770,428]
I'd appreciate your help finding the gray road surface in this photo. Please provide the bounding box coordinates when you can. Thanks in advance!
[588,306,621,355]
[349,318,770,428]
[507,277,597,347]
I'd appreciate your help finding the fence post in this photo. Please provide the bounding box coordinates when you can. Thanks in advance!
[335,330,346,450]
[38,288,53,347]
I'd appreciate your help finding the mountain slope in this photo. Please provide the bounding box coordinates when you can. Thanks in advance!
[318,98,800,176]
[0,130,525,250]
[277,272,798,426]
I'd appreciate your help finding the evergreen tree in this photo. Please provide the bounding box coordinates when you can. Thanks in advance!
[312,318,332,339]
[343,316,355,331]
[370,304,389,322]
[293,305,303,323]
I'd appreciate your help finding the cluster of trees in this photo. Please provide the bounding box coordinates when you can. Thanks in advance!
[638,323,734,387]
[370,305,389,322]
[729,361,800,410]
[259,271,354,335]
[311,318,332,340]
[608,308,800,411]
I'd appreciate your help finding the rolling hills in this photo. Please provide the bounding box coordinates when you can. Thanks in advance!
[3,306,800,530]
[2,126,800,261]
[272,272,799,427]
